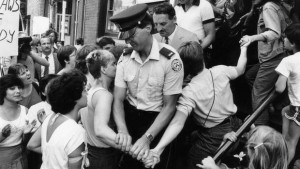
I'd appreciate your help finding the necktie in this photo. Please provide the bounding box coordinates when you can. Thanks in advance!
[165,36,169,44]
[44,55,49,76]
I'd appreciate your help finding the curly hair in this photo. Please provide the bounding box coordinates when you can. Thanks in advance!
[75,45,99,74]
[47,70,87,114]
[247,126,288,169]
[45,29,58,43]
[86,49,115,79]
[0,74,24,105]
[153,2,176,19]
[57,45,77,67]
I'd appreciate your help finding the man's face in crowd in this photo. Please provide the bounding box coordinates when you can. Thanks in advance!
[40,38,52,54]
[153,13,176,38]
[102,44,115,51]
[125,26,152,52]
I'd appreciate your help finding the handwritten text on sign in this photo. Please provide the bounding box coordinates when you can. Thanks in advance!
[0,0,20,57]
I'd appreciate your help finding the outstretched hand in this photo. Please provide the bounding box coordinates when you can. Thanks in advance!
[196,156,219,169]
[143,149,161,169]
[115,132,132,153]
[129,135,150,160]
[24,120,37,134]
[239,35,252,47]
[1,124,11,138]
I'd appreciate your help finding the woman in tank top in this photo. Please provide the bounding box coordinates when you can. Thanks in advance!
[80,49,121,169]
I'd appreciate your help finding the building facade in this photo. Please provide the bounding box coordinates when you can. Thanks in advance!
[25,0,172,45]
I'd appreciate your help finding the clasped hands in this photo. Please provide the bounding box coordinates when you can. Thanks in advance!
[115,132,161,168]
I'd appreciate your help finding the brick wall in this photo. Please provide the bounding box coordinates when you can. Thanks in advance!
[27,0,45,35]
[84,0,100,45]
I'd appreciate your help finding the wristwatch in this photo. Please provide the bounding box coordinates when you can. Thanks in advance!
[145,133,154,142]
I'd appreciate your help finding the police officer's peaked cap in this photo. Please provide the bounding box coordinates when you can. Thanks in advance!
[110,4,148,40]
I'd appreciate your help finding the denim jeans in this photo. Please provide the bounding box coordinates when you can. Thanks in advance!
[251,53,285,125]
[85,144,121,169]
[187,120,232,169]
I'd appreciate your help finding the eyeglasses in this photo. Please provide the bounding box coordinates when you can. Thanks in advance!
[125,27,138,40]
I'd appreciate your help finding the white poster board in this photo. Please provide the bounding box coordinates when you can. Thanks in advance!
[0,0,20,76]
[32,16,50,35]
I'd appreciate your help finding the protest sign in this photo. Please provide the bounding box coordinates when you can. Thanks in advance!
[0,0,20,76]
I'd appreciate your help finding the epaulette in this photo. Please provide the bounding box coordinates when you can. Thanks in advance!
[122,47,134,56]
[159,47,175,59]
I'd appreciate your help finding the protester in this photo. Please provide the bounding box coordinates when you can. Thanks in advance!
[57,45,77,75]
[240,0,292,125]
[75,38,84,50]
[80,50,121,169]
[275,23,300,164]
[0,74,36,169]
[27,70,88,169]
[197,126,288,169]
[45,29,59,53]
[27,74,58,133]
[96,36,116,50]
[110,4,184,169]
[143,40,249,169]
[75,44,99,91]
[8,63,42,109]
[18,32,49,82]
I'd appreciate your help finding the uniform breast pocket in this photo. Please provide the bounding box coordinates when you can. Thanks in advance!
[125,75,137,96]
[147,76,164,101]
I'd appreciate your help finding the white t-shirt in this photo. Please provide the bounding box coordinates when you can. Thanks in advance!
[177,66,238,128]
[27,101,53,132]
[41,114,85,169]
[175,0,215,41]
[0,105,27,147]
[275,52,300,106]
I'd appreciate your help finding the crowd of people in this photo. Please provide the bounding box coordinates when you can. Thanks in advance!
[0,0,300,169]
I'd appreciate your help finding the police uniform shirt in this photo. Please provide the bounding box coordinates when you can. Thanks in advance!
[115,37,184,112]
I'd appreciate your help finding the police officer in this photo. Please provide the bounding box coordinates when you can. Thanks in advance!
[110,4,184,169]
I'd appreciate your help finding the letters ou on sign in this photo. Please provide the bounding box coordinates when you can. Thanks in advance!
[0,0,20,58]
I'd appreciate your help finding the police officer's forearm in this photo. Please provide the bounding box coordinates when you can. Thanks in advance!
[145,95,179,138]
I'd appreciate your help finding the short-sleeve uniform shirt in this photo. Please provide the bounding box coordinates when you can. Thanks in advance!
[275,52,300,106]
[115,37,184,112]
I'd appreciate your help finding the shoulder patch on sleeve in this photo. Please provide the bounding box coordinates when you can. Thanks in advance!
[171,59,182,72]
[159,47,175,59]
[122,47,133,56]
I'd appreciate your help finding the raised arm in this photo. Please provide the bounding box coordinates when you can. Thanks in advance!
[113,86,132,152]
[29,51,49,66]
[93,90,118,148]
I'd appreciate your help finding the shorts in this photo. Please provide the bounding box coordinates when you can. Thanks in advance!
[285,105,300,126]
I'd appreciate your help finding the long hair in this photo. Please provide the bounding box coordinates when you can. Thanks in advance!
[247,126,288,169]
